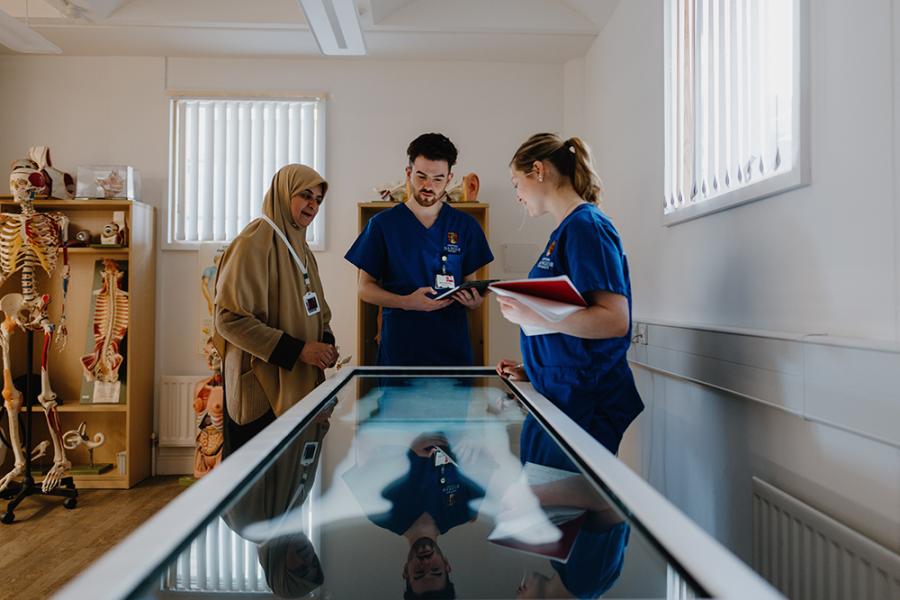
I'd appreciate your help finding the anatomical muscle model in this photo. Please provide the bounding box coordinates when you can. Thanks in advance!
[80,259,129,386]
[0,159,72,493]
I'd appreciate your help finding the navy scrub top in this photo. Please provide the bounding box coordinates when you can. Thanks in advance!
[521,203,643,452]
[345,202,494,366]
[369,449,485,536]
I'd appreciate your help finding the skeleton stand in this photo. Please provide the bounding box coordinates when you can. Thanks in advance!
[0,331,77,524]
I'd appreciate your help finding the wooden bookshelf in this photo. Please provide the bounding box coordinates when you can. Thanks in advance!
[0,197,155,489]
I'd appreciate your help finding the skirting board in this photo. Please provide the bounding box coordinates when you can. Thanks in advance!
[156,446,194,475]
[628,320,900,449]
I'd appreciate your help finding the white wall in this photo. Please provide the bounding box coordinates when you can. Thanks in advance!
[0,55,564,477]
[572,0,900,558]
[0,54,562,387]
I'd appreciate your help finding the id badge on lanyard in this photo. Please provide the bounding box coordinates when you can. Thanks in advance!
[435,254,456,290]
[303,290,320,316]
[261,215,321,318]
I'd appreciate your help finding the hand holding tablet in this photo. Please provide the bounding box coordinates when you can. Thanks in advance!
[432,279,501,301]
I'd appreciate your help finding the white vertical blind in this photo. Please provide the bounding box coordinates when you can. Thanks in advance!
[665,0,797,216]
[169,97,326,249]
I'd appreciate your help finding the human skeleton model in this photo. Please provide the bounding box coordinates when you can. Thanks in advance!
[0,160,72,494]
[80,259,129,384]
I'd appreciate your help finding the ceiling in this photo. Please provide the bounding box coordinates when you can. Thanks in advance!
[0,0,621,62]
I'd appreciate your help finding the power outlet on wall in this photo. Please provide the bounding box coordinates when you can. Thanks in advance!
[632,322,648,345]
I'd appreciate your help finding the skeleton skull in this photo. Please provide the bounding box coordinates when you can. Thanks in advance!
[9,159,48,201]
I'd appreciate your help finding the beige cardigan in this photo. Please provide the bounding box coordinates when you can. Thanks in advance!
[213,164,332,425]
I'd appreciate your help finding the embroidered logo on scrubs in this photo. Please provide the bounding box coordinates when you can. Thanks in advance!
[537,240,556,270]
[444,231,461,254]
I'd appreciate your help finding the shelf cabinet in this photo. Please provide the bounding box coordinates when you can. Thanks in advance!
[355,202,490,366]
[0,197,155,489]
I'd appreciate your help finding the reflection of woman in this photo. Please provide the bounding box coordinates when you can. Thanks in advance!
[214,164,338,455]
[223,409,332,598]
[496,133,643,455]
[512,437,629,600]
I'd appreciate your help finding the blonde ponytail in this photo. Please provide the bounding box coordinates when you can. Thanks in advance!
[511,133,604,205]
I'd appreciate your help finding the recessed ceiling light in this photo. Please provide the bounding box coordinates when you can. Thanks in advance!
[0,8,62,54]
[298,0,366,56]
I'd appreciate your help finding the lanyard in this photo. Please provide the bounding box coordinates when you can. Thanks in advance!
[260,215,310,285]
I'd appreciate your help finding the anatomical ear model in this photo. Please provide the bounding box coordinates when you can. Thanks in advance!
[80,259,129,385]
[62,421,106,468]
[0,159,72,494]
[447,172,480,203]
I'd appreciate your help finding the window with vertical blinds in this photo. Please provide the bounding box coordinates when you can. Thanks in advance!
[664,0,807,225]
[168,96,326,248]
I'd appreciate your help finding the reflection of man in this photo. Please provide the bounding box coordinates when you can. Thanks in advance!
[346,433,485,599]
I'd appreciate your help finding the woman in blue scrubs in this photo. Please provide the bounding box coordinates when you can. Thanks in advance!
[496,133,643,456]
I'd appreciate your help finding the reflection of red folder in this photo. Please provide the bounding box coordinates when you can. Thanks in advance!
[490,276,586,307]
[488,511,586,563]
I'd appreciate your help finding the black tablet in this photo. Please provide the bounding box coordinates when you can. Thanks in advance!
[433,279,501,301]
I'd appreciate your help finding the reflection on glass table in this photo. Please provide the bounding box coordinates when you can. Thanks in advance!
[56,369,781,600]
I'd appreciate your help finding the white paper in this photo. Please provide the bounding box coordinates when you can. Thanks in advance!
[92,381,121,404]
[488,462,586,543]
[489,286,585,336]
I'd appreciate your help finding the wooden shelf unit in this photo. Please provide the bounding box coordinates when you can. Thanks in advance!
[0,197,155,489]
[356,201,490,366]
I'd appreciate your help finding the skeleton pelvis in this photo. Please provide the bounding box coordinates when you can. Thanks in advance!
[0,293,25,320]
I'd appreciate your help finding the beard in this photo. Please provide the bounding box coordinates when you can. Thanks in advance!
[413,188,443,207]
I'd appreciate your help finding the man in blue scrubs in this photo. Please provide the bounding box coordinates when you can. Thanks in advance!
[345,133,494,366]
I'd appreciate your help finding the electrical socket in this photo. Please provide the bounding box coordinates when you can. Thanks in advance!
[632,322,648,345]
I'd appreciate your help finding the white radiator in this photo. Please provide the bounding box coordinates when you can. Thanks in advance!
[752,477,900,600]
[161,517,269,593]
[158,375,205,447]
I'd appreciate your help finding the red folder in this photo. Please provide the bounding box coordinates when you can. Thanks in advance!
[490,276,587,307]
[488,511,587,563]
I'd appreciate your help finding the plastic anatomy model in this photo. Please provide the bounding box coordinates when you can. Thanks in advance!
[80,259,129,385]
[62,421,106,467]
[0,160,72,493]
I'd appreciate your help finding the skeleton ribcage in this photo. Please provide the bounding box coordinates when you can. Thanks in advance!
[81,270,129,383]
[0,212,64,281]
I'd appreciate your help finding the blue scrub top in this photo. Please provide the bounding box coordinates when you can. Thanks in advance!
[369,449,485,536]
[518,422,630,599]
[345,202,494,366]
[521,204,643,448]
[552,522,630,599]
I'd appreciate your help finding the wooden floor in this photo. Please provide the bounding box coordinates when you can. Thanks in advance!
[0,476,184,599]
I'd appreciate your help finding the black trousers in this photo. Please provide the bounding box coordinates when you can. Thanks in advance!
[222,405,276,458]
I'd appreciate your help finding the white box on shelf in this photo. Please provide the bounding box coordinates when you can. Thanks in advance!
[75,165,141,200]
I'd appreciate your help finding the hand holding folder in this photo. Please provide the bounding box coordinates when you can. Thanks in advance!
[489,276,587,336]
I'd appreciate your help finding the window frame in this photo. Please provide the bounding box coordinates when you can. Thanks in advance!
[662,0,810,226]
[165,92,328,251]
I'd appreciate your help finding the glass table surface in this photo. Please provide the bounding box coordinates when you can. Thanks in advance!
[58,369,780,600]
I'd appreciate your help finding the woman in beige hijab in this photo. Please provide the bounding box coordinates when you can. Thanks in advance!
[214,164,338,455]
